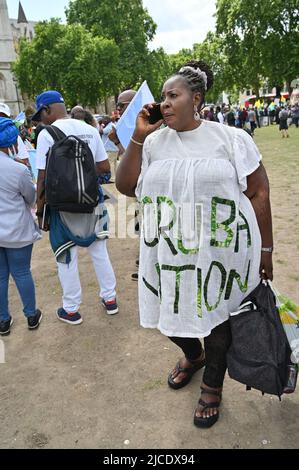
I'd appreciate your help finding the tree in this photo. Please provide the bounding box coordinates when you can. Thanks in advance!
[66,0,157,91]
[215,0,299,93]
[143,48,172,100]
[13,19,120,106]
[192,33,233,103]
[167,36,232,104]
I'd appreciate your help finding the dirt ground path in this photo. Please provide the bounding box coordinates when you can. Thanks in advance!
[1,125,298,449]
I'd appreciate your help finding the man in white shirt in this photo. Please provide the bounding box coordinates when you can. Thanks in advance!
[101,117,118,181]
[216,106,224,124]
[34,91,118,324]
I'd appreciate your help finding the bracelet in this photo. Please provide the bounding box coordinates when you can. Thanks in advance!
[261,247,273,253]
[130,137,144,146]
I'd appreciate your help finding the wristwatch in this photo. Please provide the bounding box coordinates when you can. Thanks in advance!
[261,247,273,253]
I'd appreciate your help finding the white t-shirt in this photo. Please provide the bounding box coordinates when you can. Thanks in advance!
[136,121,262,338]
[17,136,29,160]
[217,112,224,124]
[36,118,107,170]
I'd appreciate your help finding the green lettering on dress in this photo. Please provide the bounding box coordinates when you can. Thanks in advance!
[162,265,195,314]
[204,261,227,312]
[142,196,159,248]
[224,260,251,300]
[142,263,162,300]
[234,211,252,253]
[210,197,236,248]
[177,205,201,255]
[142,277,159,297]
[197,268,202,318]
[157,196,178,255]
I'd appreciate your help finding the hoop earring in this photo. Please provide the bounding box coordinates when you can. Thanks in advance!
[194,105,200,121]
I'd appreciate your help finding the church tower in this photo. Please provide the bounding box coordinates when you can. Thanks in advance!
[0,0,22,116]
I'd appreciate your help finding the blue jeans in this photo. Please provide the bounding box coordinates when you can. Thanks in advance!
[0,245,36,322]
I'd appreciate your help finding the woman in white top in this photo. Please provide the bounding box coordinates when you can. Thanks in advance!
[116,60,273,428]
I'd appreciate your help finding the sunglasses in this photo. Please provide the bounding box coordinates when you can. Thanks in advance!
[116,101,130,109]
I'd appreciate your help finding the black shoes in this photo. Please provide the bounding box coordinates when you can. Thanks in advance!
[0,317,13,336]
[27,309,43,330]
[0,310,42,335]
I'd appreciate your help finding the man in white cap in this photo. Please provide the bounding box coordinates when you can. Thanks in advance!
[0,102,30,164]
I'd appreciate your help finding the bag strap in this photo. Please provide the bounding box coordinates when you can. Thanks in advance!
[45,125,67,142]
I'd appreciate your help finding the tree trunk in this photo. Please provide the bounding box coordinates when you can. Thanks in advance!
[104,97,109,115]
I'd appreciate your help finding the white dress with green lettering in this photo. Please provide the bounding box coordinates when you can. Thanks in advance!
[136,121,262,338]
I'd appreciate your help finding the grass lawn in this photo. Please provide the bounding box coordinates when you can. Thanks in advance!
[254,123,299,302]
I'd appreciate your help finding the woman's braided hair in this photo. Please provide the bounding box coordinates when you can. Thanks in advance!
[175,60,214,108]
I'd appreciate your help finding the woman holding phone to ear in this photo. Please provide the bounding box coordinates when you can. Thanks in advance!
[116,60,273,428]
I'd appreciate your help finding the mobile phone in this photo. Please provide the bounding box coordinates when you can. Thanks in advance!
[148,104,163,124]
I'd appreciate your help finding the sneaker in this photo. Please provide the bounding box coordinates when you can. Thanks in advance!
[131,272,138,281]
[27,309,43,330]
[101,298,119,315]
[0,317,13,336]
[56,308,82,325]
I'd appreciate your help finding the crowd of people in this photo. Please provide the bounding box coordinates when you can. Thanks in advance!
[202,101,299,139]
[2,55,297,429]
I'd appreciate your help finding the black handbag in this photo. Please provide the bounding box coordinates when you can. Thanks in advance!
[227,281,292,398]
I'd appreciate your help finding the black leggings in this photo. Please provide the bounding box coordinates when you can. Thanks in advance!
[169,320,232,389]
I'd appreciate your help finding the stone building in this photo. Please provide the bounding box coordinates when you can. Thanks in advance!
[0,1,35,117]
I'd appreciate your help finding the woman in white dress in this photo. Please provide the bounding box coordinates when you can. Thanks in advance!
[116,60,273,428]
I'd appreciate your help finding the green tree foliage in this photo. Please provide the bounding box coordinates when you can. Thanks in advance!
[66,0,157,91]
[216,0,299,93]
[168,49,193,75]
[192,33,231,103]
[13,19,119,106]
[167,37,230,104]
[143,48,172,100]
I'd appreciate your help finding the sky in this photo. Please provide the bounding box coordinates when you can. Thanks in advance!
[6,0,217,54]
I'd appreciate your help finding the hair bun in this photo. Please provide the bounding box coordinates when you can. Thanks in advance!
[179,66,208,91]
[182,60,214,92]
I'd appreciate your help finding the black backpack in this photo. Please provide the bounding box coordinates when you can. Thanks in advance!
[227,281,292,398]
[45,125,99,213]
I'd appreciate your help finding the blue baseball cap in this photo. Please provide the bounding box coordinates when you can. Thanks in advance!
[0,117,19,148]
[32,90,65,121]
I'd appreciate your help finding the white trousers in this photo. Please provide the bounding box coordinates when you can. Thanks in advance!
[57,240,116,313]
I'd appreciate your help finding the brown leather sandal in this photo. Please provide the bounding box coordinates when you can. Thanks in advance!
[194,386,222,428]
[168,355,206,390]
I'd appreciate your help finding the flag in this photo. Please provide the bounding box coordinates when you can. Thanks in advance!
[14,111,25,124]
[116,81,154,150]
